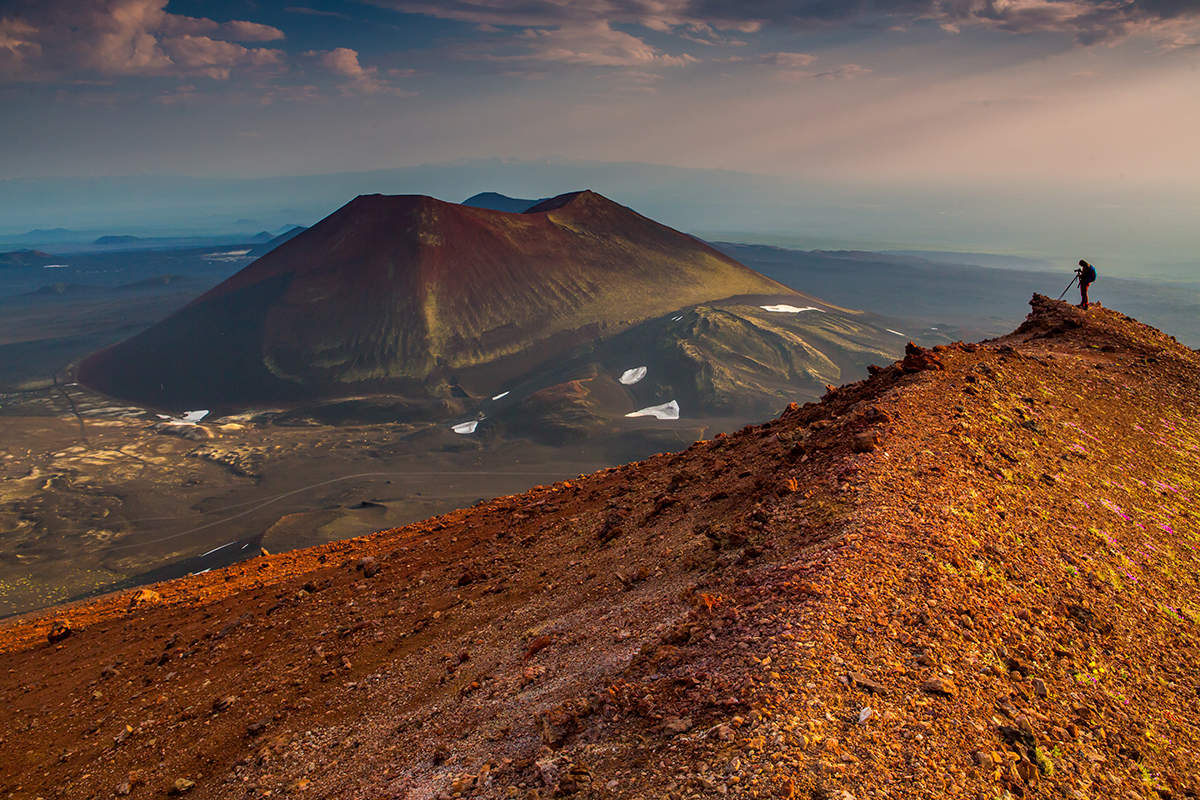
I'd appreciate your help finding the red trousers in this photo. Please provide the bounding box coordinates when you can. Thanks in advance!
[1079,280,1092,309]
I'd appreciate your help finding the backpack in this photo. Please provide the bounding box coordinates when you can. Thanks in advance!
[1080,262,1097,283]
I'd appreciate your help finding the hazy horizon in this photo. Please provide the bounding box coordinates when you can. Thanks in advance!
[2,158,1196,282]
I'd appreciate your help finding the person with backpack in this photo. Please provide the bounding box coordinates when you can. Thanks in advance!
[1077,259,1097,309]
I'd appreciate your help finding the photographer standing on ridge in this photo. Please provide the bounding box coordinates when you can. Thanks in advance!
[1077,259,1097,309]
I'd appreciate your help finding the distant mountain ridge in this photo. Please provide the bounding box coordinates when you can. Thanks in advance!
[461,192,546,212]
[0,249,55,268]
[92,235,142,246]
[247,225,306,257]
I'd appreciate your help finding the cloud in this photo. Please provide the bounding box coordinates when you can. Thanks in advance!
[0,0,286,82]
[0,18,41,74]
[812,63,872,80]
[371,2,706,67]
[308,47,414,94]
[285,6,353,21]
[769,51,817,67]
[162,35,284,80]
[375,0,1200,47]
[510,23,697,67]
[704,0,1200,45]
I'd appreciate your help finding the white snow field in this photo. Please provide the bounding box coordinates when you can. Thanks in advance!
[180,410,210,422]
[451,419,480,434]
[625,400,680,420]
[491,391,510,400]
[760,304,823,313]
[886,329,906,337]
[619,366,648,385]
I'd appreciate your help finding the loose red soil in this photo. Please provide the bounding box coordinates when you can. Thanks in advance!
[3,295,1199,800]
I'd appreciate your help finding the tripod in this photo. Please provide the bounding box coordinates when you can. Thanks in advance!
[1057,273,1079,301]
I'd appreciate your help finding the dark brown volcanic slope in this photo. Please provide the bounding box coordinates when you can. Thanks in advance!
[77,191,796,408]
[5,297,1200,799]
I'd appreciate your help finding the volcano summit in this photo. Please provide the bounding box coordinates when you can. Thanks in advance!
[77,191,797,408]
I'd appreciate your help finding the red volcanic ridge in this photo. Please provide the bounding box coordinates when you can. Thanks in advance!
[77,190,794,408]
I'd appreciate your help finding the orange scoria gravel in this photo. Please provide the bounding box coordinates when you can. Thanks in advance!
[1,294,1198,800]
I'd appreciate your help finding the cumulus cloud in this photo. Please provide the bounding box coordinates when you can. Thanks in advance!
[309,47,414,94]
[0,0,285,81]
[376,0,1200,47]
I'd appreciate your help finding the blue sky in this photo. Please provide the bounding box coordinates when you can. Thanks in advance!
[1,1,1198,269]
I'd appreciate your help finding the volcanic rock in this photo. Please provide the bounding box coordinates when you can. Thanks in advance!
[46,619,70,643]
[127,588,161,609]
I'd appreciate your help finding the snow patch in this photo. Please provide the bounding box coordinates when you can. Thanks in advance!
[200,541,235,558]
[885,329,906,337]
[671,315,684,321]
[42,264,68,269]
[451,419,481,434]
[619,366,647,385]
[626,400,680,420]
[491,391,510,401]
[180,409,209,422]
[761,304,824,313]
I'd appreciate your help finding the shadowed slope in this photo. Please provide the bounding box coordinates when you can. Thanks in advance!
[77,191,793,409]
[6,297,1200,799]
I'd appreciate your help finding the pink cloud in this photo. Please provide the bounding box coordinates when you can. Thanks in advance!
[0,0,285,81]
[309,47,414,94]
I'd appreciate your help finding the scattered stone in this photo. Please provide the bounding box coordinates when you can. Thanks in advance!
[47,619,71,643]
[661,716,693,735]
[355,556,381,578]
[259,546,270,557]
[863,406,893,425]
[848,672,887,695]
[921,677,957,697]
[851,431,879,453]
[115,782,131,796]
[128,588,161,609]
[168,778,195,795]
[213,695,236,712]
[557,762,592,794]
[535,755,563,788]
[856,707,873,725]
[1032,677,1048,698]
[899,342,945,373]
[524,634,555,659]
